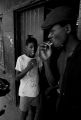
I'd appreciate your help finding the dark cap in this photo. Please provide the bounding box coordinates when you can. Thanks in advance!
[41,6,75,30]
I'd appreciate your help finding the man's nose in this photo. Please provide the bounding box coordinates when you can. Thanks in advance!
[48,32,52,38]
[48,32,54,39]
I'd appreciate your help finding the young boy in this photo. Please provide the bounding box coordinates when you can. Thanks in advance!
[15,35,42,120]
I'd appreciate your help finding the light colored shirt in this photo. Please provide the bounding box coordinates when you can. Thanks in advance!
[15,54,40,97]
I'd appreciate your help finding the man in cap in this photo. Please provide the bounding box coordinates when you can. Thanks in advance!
[40,6,81,118]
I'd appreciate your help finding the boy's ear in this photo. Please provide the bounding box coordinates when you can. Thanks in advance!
[65,24,71,34]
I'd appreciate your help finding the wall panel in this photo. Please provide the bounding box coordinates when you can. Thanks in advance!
[20,7,44,53]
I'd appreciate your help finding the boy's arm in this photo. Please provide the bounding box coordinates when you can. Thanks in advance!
[15,59,37,81]
[15,63,33,81]
[15,70,21,81]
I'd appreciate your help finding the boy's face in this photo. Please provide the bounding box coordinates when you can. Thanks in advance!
[25,43,36,57]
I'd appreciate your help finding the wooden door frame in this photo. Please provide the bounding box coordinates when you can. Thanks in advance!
[14,0,47,106]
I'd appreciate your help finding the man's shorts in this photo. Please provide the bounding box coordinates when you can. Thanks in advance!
[19,95,40,112]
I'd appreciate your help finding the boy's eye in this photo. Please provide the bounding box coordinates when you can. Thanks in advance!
[30,45,34,49]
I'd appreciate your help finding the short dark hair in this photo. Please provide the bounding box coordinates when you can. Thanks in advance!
[26,35,38,53]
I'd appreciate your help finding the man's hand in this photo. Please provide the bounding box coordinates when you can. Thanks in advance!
[39,43,52,61]
[45,85,58,99]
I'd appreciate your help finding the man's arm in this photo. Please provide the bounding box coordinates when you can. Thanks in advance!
[44,59,55,86]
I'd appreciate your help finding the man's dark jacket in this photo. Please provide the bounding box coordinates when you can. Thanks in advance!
[57,42,81,117]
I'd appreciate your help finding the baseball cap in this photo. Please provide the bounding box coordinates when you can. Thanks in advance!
[41,6,76,30]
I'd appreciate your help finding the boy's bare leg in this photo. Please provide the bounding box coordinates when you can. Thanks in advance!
[20,110,28,120]
[29,106,36,120]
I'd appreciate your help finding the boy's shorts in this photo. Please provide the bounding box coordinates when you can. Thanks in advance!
[19,95,40,112]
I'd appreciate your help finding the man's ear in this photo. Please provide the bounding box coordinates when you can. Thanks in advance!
[65,24,71,34]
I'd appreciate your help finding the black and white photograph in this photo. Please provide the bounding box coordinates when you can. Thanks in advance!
[0,0,80,120]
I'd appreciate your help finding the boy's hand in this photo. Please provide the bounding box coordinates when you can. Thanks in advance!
[28,59,37,69]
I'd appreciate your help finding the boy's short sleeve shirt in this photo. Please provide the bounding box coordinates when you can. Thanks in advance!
[15,54,39,97]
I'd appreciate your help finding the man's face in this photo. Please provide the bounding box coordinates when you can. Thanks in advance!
[48,24,68,48]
